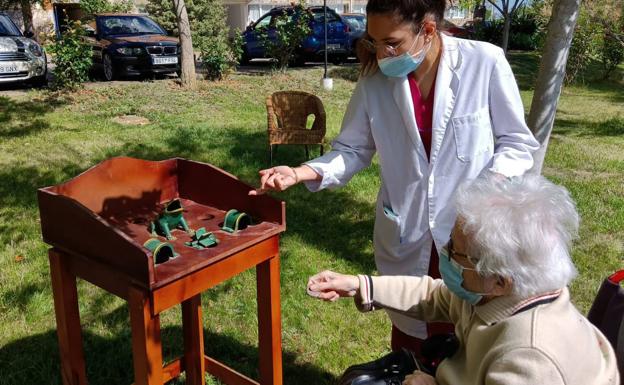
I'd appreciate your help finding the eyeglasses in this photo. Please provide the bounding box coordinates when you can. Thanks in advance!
[359,37,410,57]
[446,238,480,268]
[360,26,424,57]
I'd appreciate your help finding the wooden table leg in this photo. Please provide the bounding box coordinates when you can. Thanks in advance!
[256,255,282,385]
[129,286,163,385]
[182,294,205,385]
[49,249,88,385]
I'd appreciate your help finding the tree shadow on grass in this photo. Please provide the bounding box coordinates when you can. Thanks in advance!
[553,116,624,137]
[507,51,540,91]
[507,52,624,103]
[0,95,67,139]
[328,66,360,82]
[0,304,336,385]
[0,162,85,208]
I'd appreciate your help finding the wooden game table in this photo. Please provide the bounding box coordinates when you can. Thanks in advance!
[39,157,286,385]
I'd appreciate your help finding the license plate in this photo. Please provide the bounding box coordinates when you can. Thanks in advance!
[327,44,341,50]
[152,56,178,65]
[0,64,18,73]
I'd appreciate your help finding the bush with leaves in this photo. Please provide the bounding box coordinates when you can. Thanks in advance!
[193,0,240,80]
[472,9,543,51]
[145,0,178,34]
[145,0,239,80]
[258,3,312,72]
[47,20,92,90]
[600,12,624,79]
[80,0,133,15]
[565,7,602,84]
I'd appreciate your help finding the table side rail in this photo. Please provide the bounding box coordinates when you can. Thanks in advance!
[151,236,279,315]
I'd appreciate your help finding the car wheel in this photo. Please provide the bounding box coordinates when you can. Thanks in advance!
[239,48,250,65]
[30,74,47,88]
[103,53,116,81]
[289,54,306,67]
[30,67,48,88]
[331,56,345,65]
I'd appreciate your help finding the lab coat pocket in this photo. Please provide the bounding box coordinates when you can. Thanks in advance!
[374,201,404,259]
[452,108,493,162]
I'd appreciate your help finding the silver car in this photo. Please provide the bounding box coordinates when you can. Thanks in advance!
[0,13,47,86]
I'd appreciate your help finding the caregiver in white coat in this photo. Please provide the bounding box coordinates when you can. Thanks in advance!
[250,0,539,353]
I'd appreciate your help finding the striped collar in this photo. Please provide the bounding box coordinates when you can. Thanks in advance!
[475,288,565,326]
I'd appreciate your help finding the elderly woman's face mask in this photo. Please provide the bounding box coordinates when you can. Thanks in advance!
[439,240,489,305]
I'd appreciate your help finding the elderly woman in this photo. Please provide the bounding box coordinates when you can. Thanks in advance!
[307,175,620,385]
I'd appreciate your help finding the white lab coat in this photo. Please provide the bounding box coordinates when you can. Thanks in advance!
[304,34,540,337]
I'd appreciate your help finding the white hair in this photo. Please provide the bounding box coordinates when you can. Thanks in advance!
[455,174,579,297]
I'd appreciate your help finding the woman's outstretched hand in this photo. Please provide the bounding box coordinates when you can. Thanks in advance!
[402,371,437,385]
[248,166,298,195]
[307,270,360,301]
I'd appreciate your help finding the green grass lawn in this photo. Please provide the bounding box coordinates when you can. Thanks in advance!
[0,56,622,385]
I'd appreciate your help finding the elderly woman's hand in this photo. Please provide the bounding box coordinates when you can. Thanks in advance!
[307,270,360,301]
[402,371,437,385]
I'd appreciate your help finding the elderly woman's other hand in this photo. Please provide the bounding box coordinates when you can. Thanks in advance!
[307,270,360,301]
[402,371,437,385]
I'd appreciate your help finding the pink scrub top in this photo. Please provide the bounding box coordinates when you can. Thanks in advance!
[408,74,435,160]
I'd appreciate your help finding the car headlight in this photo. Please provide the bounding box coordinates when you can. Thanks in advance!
[116,47,143,55]
[28,43,43,57]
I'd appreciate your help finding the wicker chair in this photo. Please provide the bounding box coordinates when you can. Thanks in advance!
[266,91,326,165]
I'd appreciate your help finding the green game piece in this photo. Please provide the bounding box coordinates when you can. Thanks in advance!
[148,198,194,240]
[222,209,251,233]
[143,238,178,265]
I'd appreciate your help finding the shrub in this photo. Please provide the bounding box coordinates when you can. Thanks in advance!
[565,7,602,84]
[600,13,624,79]
[80,0,133,15]
[258,2,311,72]
[47,20,92,90]
[472,9,543,51]
[145,0,178,34]
[193,0,239,80]
[145,0,239,80]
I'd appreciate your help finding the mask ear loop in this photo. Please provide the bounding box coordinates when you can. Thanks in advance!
[403,24,425,54]
[406,26,433,59]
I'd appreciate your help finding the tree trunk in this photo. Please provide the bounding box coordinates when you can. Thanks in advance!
[172,0,196,88]
[502,13,511,54]
[527,0,581,174]
[19,0,34,36]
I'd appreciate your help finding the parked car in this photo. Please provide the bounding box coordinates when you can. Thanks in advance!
[341,13,366,58]
[84,13,180,81]
[241,6,350,65]
[0,12,47,86]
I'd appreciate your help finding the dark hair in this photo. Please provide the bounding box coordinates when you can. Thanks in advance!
[358,0,447,76]
[366,0,447,25]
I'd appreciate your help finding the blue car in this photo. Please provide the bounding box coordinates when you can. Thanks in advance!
[341,13,366,58]
[241,6,350,65]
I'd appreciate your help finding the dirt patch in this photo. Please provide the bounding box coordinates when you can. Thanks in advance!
[112,115,150,126]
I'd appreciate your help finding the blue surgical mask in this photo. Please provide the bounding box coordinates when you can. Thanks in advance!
[377,35,431,78]
[439,247,486,305]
